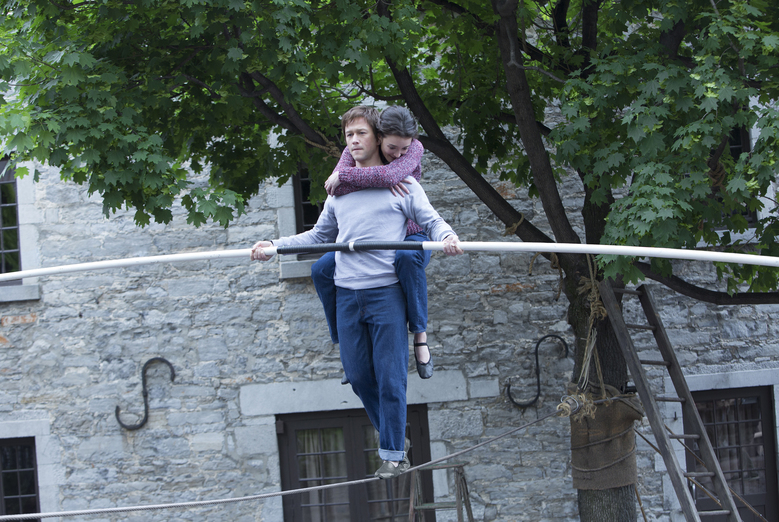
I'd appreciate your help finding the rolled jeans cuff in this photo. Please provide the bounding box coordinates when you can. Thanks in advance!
[379,448,406,462]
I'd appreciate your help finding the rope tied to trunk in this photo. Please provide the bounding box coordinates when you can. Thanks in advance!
[575,254,608,397]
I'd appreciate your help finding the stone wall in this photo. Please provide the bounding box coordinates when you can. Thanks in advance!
[1,141,778,521]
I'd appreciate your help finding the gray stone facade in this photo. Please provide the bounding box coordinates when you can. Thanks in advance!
[1,143,778,521]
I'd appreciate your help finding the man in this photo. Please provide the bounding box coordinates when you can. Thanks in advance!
[251,106,463,479]
[314,106,435,380]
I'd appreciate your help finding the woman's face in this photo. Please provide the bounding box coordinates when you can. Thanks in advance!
[380,135,413,161]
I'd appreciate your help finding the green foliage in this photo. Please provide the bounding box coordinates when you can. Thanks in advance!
[1,0,779,293]
[547,0,779,291]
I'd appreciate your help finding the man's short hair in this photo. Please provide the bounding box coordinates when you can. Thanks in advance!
[341,106,380,137]
[378,106,419,139]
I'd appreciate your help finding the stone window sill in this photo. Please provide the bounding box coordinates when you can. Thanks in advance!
[279,259,317,280]
[0,284,41,303]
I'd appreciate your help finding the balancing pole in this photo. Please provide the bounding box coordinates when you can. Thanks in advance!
[1,241,778,283]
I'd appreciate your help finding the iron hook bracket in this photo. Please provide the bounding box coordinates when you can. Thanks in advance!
[115,357,175,431]
[507,334,569,409]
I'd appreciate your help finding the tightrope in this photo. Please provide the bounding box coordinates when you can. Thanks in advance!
[1,241,777,283]
[0,397,580,520]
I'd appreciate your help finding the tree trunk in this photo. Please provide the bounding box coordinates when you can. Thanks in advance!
[578,486,637,522]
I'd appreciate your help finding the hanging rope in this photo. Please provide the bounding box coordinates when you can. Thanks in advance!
[0,396,583,521]
[575,254,608,397]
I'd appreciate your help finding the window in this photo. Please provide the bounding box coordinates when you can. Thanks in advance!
[0,437,40,520]
[292,167,323,234]
[686,386,778,521]
[277,405,435,522]
[712,127,757,230]
[0,158,21,285]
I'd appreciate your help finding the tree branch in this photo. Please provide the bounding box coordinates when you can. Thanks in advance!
[580,0,601,52]
[391,64,553,246]
[423,0,563,72]
[491,0,581,248]
[552,0,571,48]
[236,73,300,134]
[247,71,337,149]
[636,261,779,305]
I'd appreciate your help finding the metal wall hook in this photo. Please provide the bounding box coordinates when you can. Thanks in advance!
[115,357,175,431]
[507,334,569,409]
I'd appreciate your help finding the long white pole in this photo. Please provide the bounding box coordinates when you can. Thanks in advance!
[0,241,777,283]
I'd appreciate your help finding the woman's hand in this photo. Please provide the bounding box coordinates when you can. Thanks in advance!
[324,172,341,196]
[389,178,413,198]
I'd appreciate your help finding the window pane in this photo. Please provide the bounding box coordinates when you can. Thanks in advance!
[321,428,344,452]
[698,400,715,424]
[2,251,20,273]
[298,454,321,481]
[1,206,17,228]
[324,503,350,521]
[744,470,766,495]
[3,471,19,496]
[17,446,34,470]
[19,471,36,495]
[4,496,21,515]
[723,471,744,495]
[3,229,19,252]
[0,183,16,205]
[1,446,17,469]
[20,495,37,514]
[297,430,321,454]
[322,453,346,480]
[362,426,381,475]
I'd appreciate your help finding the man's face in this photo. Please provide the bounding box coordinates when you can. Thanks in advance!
[380,135,413,162]
[344,117,380,166]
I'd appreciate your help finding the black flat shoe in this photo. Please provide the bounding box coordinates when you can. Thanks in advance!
[414,342,434,379]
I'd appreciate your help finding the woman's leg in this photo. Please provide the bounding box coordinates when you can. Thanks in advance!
[311,252,339,344]
[395,233,432,371]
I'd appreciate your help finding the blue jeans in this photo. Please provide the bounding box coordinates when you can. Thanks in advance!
[337,284,408,462]
[311,233,431,344]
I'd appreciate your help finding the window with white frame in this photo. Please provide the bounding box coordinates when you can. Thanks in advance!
[0,158,21,284]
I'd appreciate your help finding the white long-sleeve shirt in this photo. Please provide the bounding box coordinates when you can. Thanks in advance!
[273,178,455,290]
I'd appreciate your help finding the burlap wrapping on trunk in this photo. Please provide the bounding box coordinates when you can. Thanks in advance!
[569,382,644,490]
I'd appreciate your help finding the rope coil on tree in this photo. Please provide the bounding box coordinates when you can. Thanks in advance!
[502,214,525,236]
[302,130,343,159]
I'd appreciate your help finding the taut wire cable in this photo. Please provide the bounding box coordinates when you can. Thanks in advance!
[0,396,583,521]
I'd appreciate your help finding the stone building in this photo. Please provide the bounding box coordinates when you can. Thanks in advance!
[1,132,778,521]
